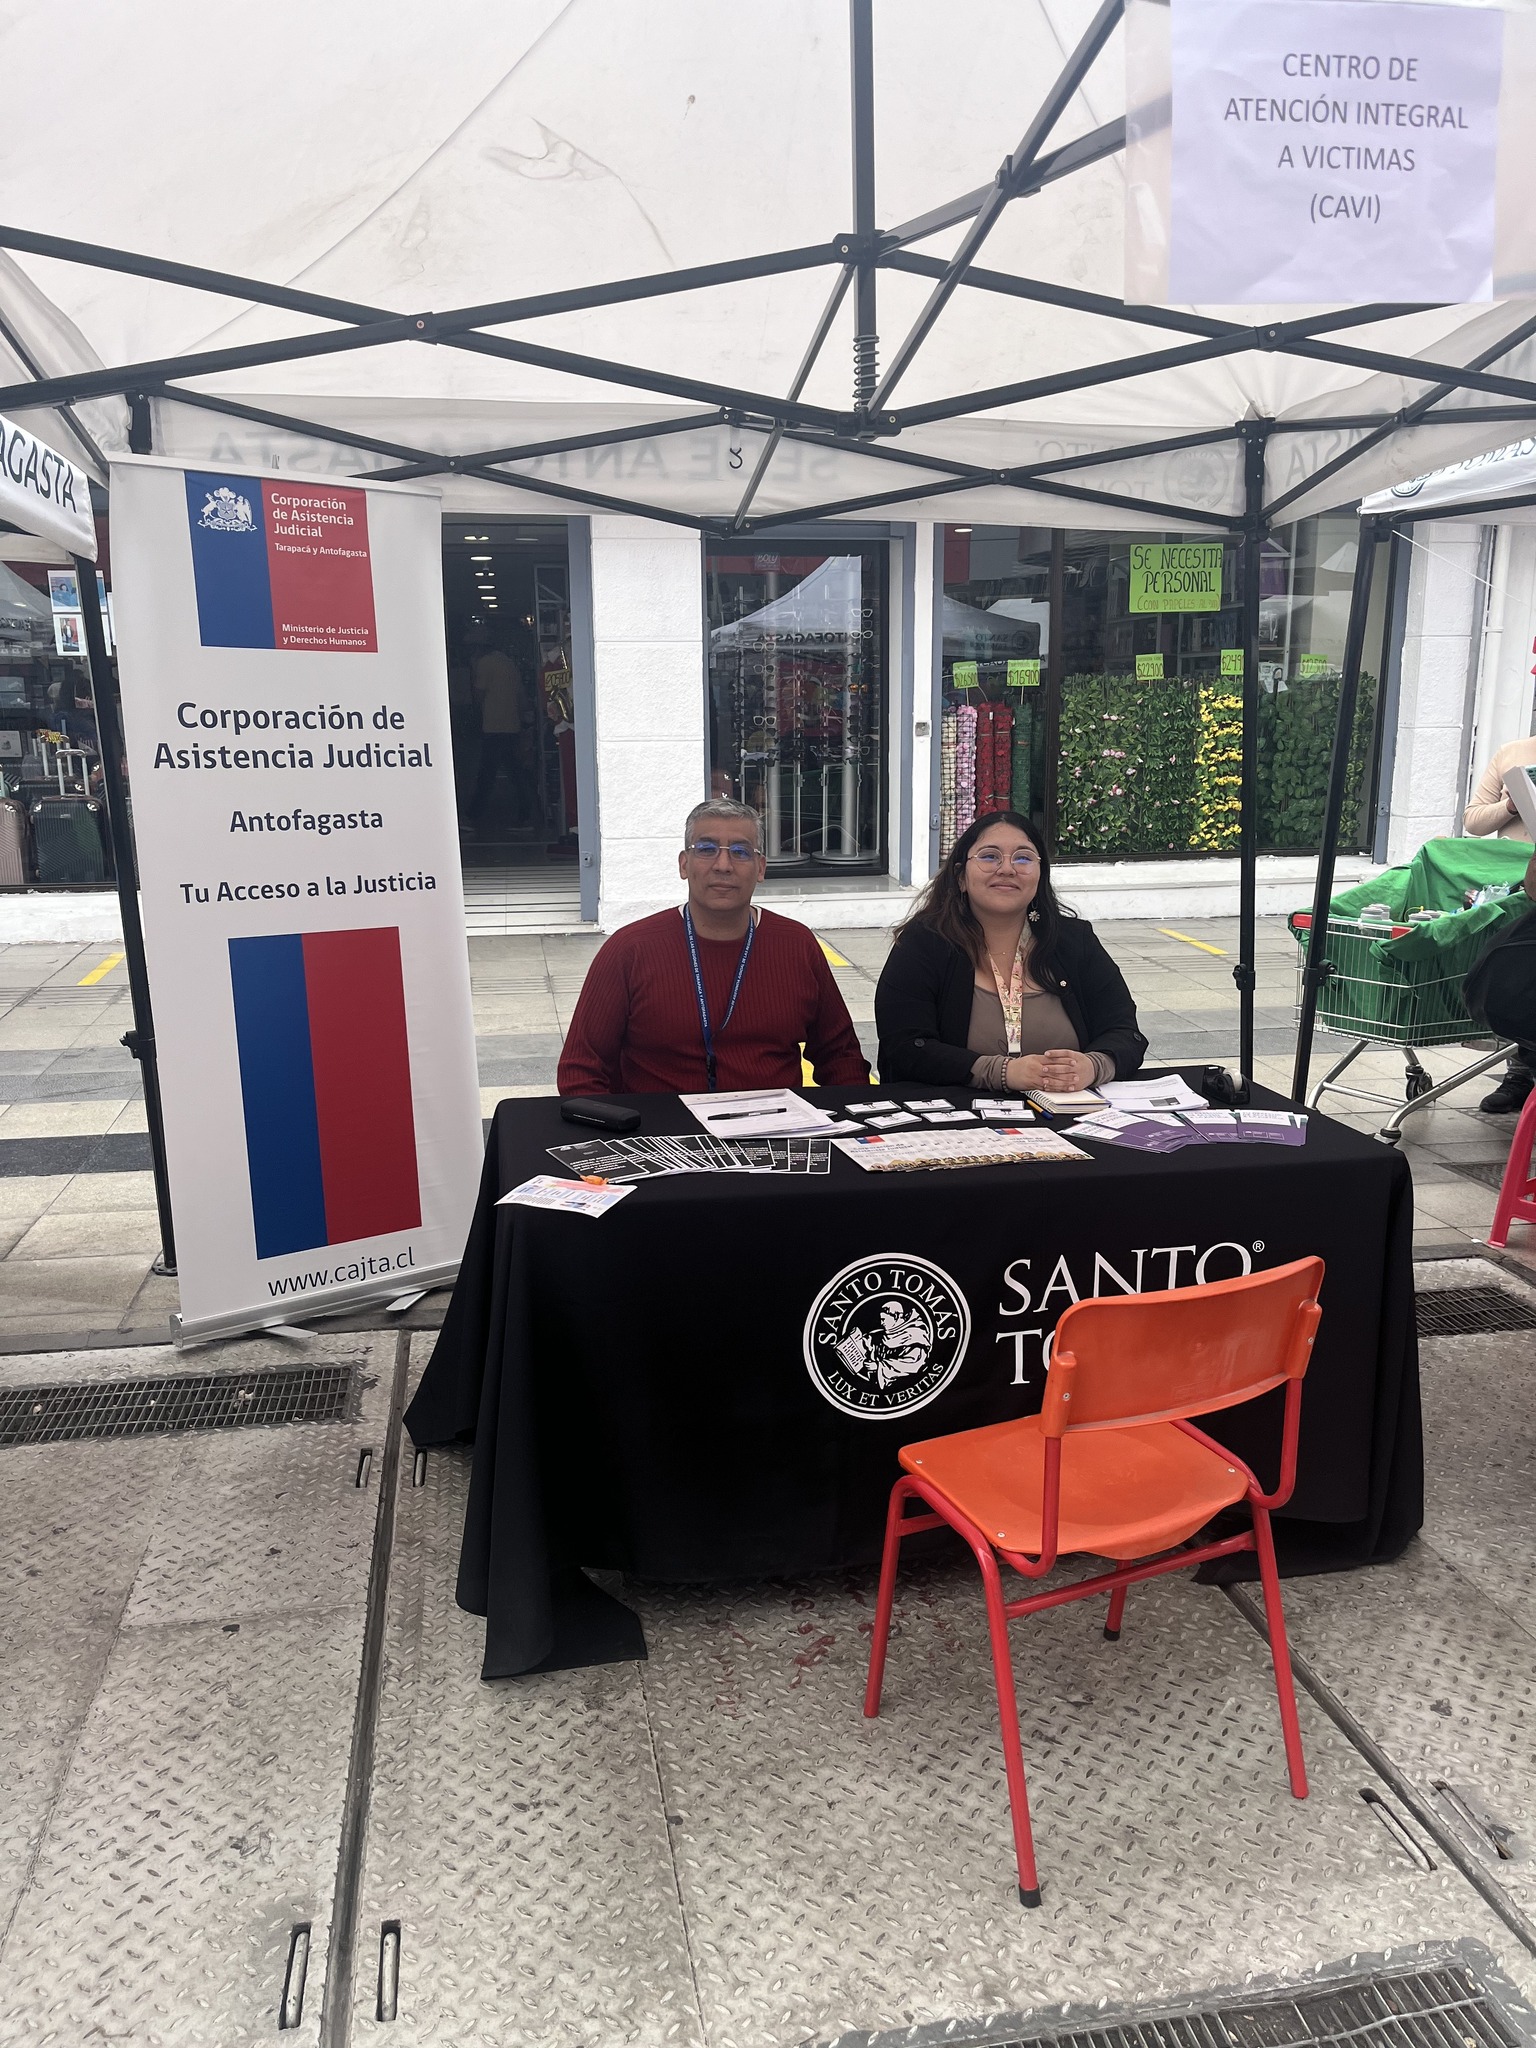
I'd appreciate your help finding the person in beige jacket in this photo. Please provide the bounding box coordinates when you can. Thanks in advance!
[1464,736,1536,842]
[1464,734,1536,1107]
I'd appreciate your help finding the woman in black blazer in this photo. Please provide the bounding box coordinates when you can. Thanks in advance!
[876,810,1146,1091]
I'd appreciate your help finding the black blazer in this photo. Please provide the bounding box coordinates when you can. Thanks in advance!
[875,919,1147,1087]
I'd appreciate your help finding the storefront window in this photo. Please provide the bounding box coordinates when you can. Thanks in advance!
[939,526,1051,840]
[940,520,1386,862]
[705,540,887,871]
[0,553,115,888]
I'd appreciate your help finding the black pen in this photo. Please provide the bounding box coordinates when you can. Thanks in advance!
[709,1105,792,1121]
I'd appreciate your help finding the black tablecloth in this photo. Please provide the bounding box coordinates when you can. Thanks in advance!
[405,1083,1422,1679]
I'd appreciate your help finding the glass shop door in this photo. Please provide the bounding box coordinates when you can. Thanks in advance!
[704,540,888,873]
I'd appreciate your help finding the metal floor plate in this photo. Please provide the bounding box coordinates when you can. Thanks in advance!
[347,1436,704,2048]
[2,1272,1536,2048]
[1278,1270,1536,1925]
[343,1451,1531,2048]
[0,1333,397,2047]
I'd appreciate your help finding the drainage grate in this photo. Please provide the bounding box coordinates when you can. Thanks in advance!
[932,1962,1528,2048]
[0,1364,354,1447]
[1416,1285,1536,1336]
[1445,1159,1508,1193]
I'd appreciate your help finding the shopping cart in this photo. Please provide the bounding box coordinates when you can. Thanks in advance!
[1290,910,1509,1142]
[1290,836,1534,1142]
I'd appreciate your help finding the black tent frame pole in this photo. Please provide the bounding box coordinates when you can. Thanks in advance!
[850,0,878,412]
[73,556,177,1275]
[1290,517,1383,1106]
[1236,423,1270,1085]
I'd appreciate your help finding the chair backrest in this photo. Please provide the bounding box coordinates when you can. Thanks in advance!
[1039,1256,1324,1437]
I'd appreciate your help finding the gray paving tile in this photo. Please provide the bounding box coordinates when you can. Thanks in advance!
[0,1133,153,1179]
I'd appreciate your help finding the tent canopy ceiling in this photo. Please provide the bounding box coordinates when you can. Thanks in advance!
[4,0,1536,532]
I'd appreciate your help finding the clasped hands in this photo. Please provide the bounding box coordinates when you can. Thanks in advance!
[1004,1048,1098,1093]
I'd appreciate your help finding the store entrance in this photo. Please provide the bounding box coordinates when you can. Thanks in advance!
[705,538,888,874]
[442,519,582,921]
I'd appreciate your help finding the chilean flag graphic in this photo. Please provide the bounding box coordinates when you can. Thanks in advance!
[185,470,377,652]
[228,927,420,1259]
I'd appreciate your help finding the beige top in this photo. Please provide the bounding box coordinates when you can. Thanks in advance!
[966,984,1114,1093]
[473,649,526,734]
[1464,736,1536,843]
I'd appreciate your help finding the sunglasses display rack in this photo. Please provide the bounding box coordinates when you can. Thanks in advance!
[939,663,1038,857]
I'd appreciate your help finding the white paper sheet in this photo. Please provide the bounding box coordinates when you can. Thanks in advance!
[1102,1076,1208,1112]
[679,1087,840,1138]
[498,1174,635,1216]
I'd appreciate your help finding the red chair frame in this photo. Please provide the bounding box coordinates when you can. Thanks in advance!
[863,1263,1322,1907]
[1487,1087,1536,1247]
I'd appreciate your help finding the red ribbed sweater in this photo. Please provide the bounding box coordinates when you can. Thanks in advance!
[557,907,870,1095]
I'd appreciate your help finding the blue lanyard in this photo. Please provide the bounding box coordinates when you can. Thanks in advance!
[683,906,755,1091]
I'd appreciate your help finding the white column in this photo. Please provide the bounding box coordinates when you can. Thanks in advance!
[1469,524,1536,792]
[909,520,939,884]
[588,514,705,929]
[1385,521,1489,864]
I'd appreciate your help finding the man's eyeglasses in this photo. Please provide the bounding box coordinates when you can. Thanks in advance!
[968,848,1039,873]
[688,838,760,863]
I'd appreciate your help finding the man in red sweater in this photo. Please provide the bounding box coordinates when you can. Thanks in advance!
[558,799,870,1095]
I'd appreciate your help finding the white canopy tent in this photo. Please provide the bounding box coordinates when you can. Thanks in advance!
[1361,435,1536,523]
[5,0,1536,1086]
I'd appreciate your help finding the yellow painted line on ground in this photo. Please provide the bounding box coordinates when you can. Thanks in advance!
[816,937,851,967]
[1157,927,1227,957]
[77,950,126,986]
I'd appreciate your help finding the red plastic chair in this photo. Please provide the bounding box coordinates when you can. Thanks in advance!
[1486,1089,1536,1247]
[863,1256,1325,1906]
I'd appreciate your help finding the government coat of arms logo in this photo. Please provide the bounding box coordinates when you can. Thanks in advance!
[803,1253,970,1418]
[198,485,255,532]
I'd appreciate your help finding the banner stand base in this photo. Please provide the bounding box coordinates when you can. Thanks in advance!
[170,1259,460,1350]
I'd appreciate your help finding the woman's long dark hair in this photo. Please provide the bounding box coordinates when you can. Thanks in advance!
[898,810,1073,984]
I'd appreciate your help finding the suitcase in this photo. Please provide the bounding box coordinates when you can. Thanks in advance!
[0,797,27,888]
[29,797,105,887]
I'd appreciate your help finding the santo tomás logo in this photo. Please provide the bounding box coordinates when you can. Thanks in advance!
[803,1254,970,1418]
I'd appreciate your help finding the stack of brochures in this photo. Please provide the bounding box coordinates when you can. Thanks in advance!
[549,1133,833,1180]
[842,1097,1037,1129]
[1070,1107,1308,1153]
[833,1127,1089,1172]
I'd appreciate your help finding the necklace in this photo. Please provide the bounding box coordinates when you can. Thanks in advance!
[987,935,1029,1054]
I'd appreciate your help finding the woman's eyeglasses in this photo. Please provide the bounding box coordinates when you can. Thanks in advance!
[967,848,1039,873]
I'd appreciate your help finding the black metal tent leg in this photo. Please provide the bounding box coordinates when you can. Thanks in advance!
[1236,426,1269,1085]
[1290,519,1382,1107]
[74,557,177,1276]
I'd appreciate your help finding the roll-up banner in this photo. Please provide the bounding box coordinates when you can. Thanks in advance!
[110,457,482,1340]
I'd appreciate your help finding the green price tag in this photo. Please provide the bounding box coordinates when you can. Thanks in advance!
[1007,659,1041,689]
[1299,652,1330,677]
[1128,542,1224,613]
[1135,652,1165,680]
[1220,648,1244,676]
[952,660,979,690]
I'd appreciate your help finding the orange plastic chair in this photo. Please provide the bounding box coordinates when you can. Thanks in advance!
[1487,1089,1536,1247]
[863,1255,1324,1906]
